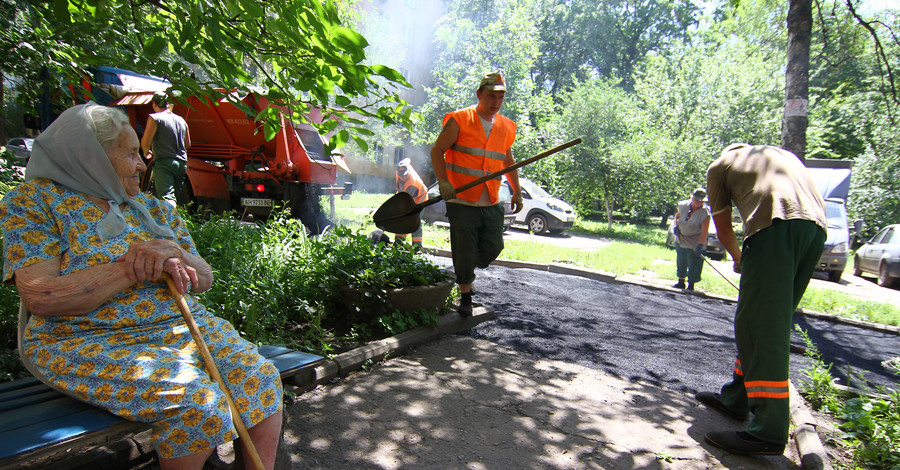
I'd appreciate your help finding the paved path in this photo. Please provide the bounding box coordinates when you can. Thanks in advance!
[284,335,803,469]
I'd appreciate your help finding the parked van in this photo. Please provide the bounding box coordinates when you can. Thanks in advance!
[502,177,575,235]
[806,160,862,283]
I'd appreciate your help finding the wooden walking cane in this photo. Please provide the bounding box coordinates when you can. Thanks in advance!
[164,275,266,470]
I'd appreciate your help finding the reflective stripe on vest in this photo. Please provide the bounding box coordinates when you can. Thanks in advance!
[745,380,790,399]
[442,106,516,204]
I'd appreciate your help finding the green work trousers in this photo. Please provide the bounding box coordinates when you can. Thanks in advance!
[394,216,423,247]
[675,244,704,283]
[445,203,505,285]
[153,158,187,206]
[720,219,825,444]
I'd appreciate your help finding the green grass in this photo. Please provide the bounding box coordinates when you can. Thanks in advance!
[334,192,900,327]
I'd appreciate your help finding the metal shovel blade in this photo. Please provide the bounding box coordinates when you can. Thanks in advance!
[373,191,423,234]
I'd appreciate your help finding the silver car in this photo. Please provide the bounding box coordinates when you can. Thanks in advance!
[4,137,34,164]
[853,224,900,287]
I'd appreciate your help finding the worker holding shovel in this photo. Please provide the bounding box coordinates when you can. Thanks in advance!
[697,144,826,456]
[429,72,524,316]
[393,158,427,249]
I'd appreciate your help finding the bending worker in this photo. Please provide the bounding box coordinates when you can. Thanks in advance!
[696,143,826,456]
[394,157,427,249]
[672,187,710,291]
[430,72,524,316]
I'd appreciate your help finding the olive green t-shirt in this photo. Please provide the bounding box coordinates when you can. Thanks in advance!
[706,144,826,239]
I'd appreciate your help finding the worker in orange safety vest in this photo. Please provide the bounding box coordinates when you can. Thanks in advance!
[429,71,524,316]
[394,157,427,248]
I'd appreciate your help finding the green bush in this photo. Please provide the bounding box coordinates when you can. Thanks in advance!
[184,211,451,353]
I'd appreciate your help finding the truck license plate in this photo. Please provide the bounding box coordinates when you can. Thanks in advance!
[241,198,273,208]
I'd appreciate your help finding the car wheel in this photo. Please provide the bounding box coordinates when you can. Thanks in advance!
[853,256,862,277]
[878,262,895,288]
[527,213,548,235]
[827,269,842,283]
[140,161,156,195]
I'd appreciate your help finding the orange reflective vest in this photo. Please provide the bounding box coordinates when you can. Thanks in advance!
[442,106,516,204]
[396,170,428,204]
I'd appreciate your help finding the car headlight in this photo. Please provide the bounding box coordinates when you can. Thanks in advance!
[547,203,563,212]
[831,242,847,254]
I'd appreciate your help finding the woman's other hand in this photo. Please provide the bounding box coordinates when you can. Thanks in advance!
[162,258,197,295]
[117,239,183,284]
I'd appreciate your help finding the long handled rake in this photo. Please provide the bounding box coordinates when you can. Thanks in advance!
[700,254,740,292]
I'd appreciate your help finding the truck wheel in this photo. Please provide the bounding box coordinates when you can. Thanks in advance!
[140,160,156,195]
[878,262,895,287]
[286,183,333,235]
[827,269,842,283]
[527,213,548,235]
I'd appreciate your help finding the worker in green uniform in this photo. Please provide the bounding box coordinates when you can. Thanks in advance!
[697,143,826,455]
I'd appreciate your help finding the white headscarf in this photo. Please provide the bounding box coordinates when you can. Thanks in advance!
[24,103,176,240]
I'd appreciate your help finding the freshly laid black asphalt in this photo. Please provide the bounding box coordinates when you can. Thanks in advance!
[433,259,899,395]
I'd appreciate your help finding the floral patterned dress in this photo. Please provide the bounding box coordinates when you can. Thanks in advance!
[0,179,282,459]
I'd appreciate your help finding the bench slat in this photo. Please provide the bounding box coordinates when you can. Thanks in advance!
[0,395,100,431]
[0,389,63,414]
[0,376,41,393]
[0,406,133,460]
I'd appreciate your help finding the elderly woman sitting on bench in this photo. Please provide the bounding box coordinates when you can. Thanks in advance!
[0,103,282,470]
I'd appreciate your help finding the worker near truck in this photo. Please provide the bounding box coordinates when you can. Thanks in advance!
[672,187,710,291]
[394,157,427,249]
[2,103,283,470]
[430,72,524,316]
[141,91,191,207]
[696,143,826,456]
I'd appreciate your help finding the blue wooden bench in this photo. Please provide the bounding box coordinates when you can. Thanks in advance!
[0,344,324,469]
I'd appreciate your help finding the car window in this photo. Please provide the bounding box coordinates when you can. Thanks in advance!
[520,179,551,198]
[498,182,511,203]
[871,228,889,244]
[885,228,898,245]
[824,201,847,229]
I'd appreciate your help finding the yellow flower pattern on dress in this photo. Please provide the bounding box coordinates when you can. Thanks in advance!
[1,180,282,459]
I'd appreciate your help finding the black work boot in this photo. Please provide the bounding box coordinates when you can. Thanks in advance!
[686,282,695,291]
[458,292,473,317]
[673,279,686,289]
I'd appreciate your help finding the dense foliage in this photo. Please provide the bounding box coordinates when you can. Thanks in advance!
[183,212,452,353]
[396,0,899,230]
[0,0,413,148]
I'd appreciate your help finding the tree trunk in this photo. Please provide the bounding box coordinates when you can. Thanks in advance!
[782,0,812,162]
[0,73,7,144]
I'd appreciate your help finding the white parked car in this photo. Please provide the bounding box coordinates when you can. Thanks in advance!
[502,177,575,235]
[853,224,900,287]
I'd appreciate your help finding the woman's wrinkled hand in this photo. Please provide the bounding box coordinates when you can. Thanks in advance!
[162,258,197,295]
[117,239,183,284]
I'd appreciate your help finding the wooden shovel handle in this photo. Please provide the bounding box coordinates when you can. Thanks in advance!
[420,138,582,209]
[164,275,265,470]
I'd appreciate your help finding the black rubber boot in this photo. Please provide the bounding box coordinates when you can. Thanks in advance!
[686,282,695,291]
[458,292,473,317]
[673,279,686,289]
